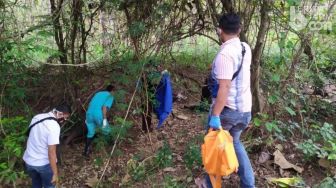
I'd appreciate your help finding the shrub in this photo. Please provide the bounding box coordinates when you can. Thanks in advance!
[0,116,28,186]
[296,123,336,161]
[155,141,173,168]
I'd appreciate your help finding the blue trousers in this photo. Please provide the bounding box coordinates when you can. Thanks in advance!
[206,107,255,188]
[25,163,55,188]
[86,113,111,138]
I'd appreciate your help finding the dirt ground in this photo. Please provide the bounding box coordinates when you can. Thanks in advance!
[57,97,332,188]
[16,67,334,188]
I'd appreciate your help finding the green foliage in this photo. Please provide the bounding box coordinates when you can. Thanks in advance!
[195,100,210,113]
[309,99,336,120]
[126,157,147,181]
[285,106,296,116]
[114,89,129,111]
[264,121,281,133]
[171,37,217,70]
[253,114,281,133]
[296,123,336,161]
[93,157,104,167]
[252,113,301,142]
[0,40,29,110]
[0,117,28,185]
[110,117,133,141]
[155,141,173,168]
[163,176,185,188]
[313,177,336,188]
[94,116,133,156]
[128,21,146,38]
[183,142,202,171]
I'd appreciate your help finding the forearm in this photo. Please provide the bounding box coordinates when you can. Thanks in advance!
[212,80,231,116]
[102,106,107,119]
[48,146,58,176]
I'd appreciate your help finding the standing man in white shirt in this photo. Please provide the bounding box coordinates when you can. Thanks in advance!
[207,13,255,187]
[23,104,71,188]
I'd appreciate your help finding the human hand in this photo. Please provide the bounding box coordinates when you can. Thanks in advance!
[51,174,58,185]
[209,116,221,129]
[103,118,108,128]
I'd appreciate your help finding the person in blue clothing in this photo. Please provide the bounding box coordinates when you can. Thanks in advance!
[83,84,114,157]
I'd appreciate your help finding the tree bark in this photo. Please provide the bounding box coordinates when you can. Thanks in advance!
[100,9,110,64]
[79,1,104,64]
[70,0,81,64]
[251,0,272,114]
[207,0,220,27]
[50,0,67,64]
[79,12,86,64]
[221,0,234,13]
[280,38,307,90]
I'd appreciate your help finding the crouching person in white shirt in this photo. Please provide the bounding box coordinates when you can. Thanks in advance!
[23,104,71,188]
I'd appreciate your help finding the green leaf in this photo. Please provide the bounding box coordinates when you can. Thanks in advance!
[253,118,262,127]
[328,154,336,160]
[290,99,296,106]
[268,95,278,104]
[288,87,298,95]
[36,30,54,37]
[286,40,295,49]
[128,21,146,38]
[285,107,296,116]
[271,74,281,82]
[265,122,275,132]
[286,0,300,6]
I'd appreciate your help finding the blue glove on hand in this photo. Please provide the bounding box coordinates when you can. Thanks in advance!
[209,116,221,129]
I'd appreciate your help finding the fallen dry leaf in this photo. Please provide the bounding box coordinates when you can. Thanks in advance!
[195,176,208,188]
[273,150,303,173]
[275,144,284,151]
[120,174,131,185]
[318,158,331,169]
[258,151,271,164]
[85,175,98,188]
[187,176,193,183]
[176,114,189,120]
[163,167,176,172]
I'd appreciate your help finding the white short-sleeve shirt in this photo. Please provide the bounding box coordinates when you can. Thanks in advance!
[23,112,60,166]
[211,37,252,112]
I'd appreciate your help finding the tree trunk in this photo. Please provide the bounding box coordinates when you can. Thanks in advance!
[251,0,272,114]
[70,0,81,64]
[100,9,110,64]
[206,0,220,27]
[123,5,140,60]
[79,12,86,64]
[280,38,306,90]
[50,0,67,64]
[221,0,234,13]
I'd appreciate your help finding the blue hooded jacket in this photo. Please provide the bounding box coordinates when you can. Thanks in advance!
[154,73,173,128]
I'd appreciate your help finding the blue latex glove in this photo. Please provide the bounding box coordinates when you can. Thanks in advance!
[209,116,221,129]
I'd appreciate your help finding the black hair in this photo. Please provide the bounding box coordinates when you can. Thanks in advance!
[105,84,114,92]
[218,13,241,34]
[55,104,72,114]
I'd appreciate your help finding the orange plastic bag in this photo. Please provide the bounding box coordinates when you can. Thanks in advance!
[201,128,239,188]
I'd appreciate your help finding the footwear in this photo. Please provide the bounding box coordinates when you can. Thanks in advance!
[83,138,94,157]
